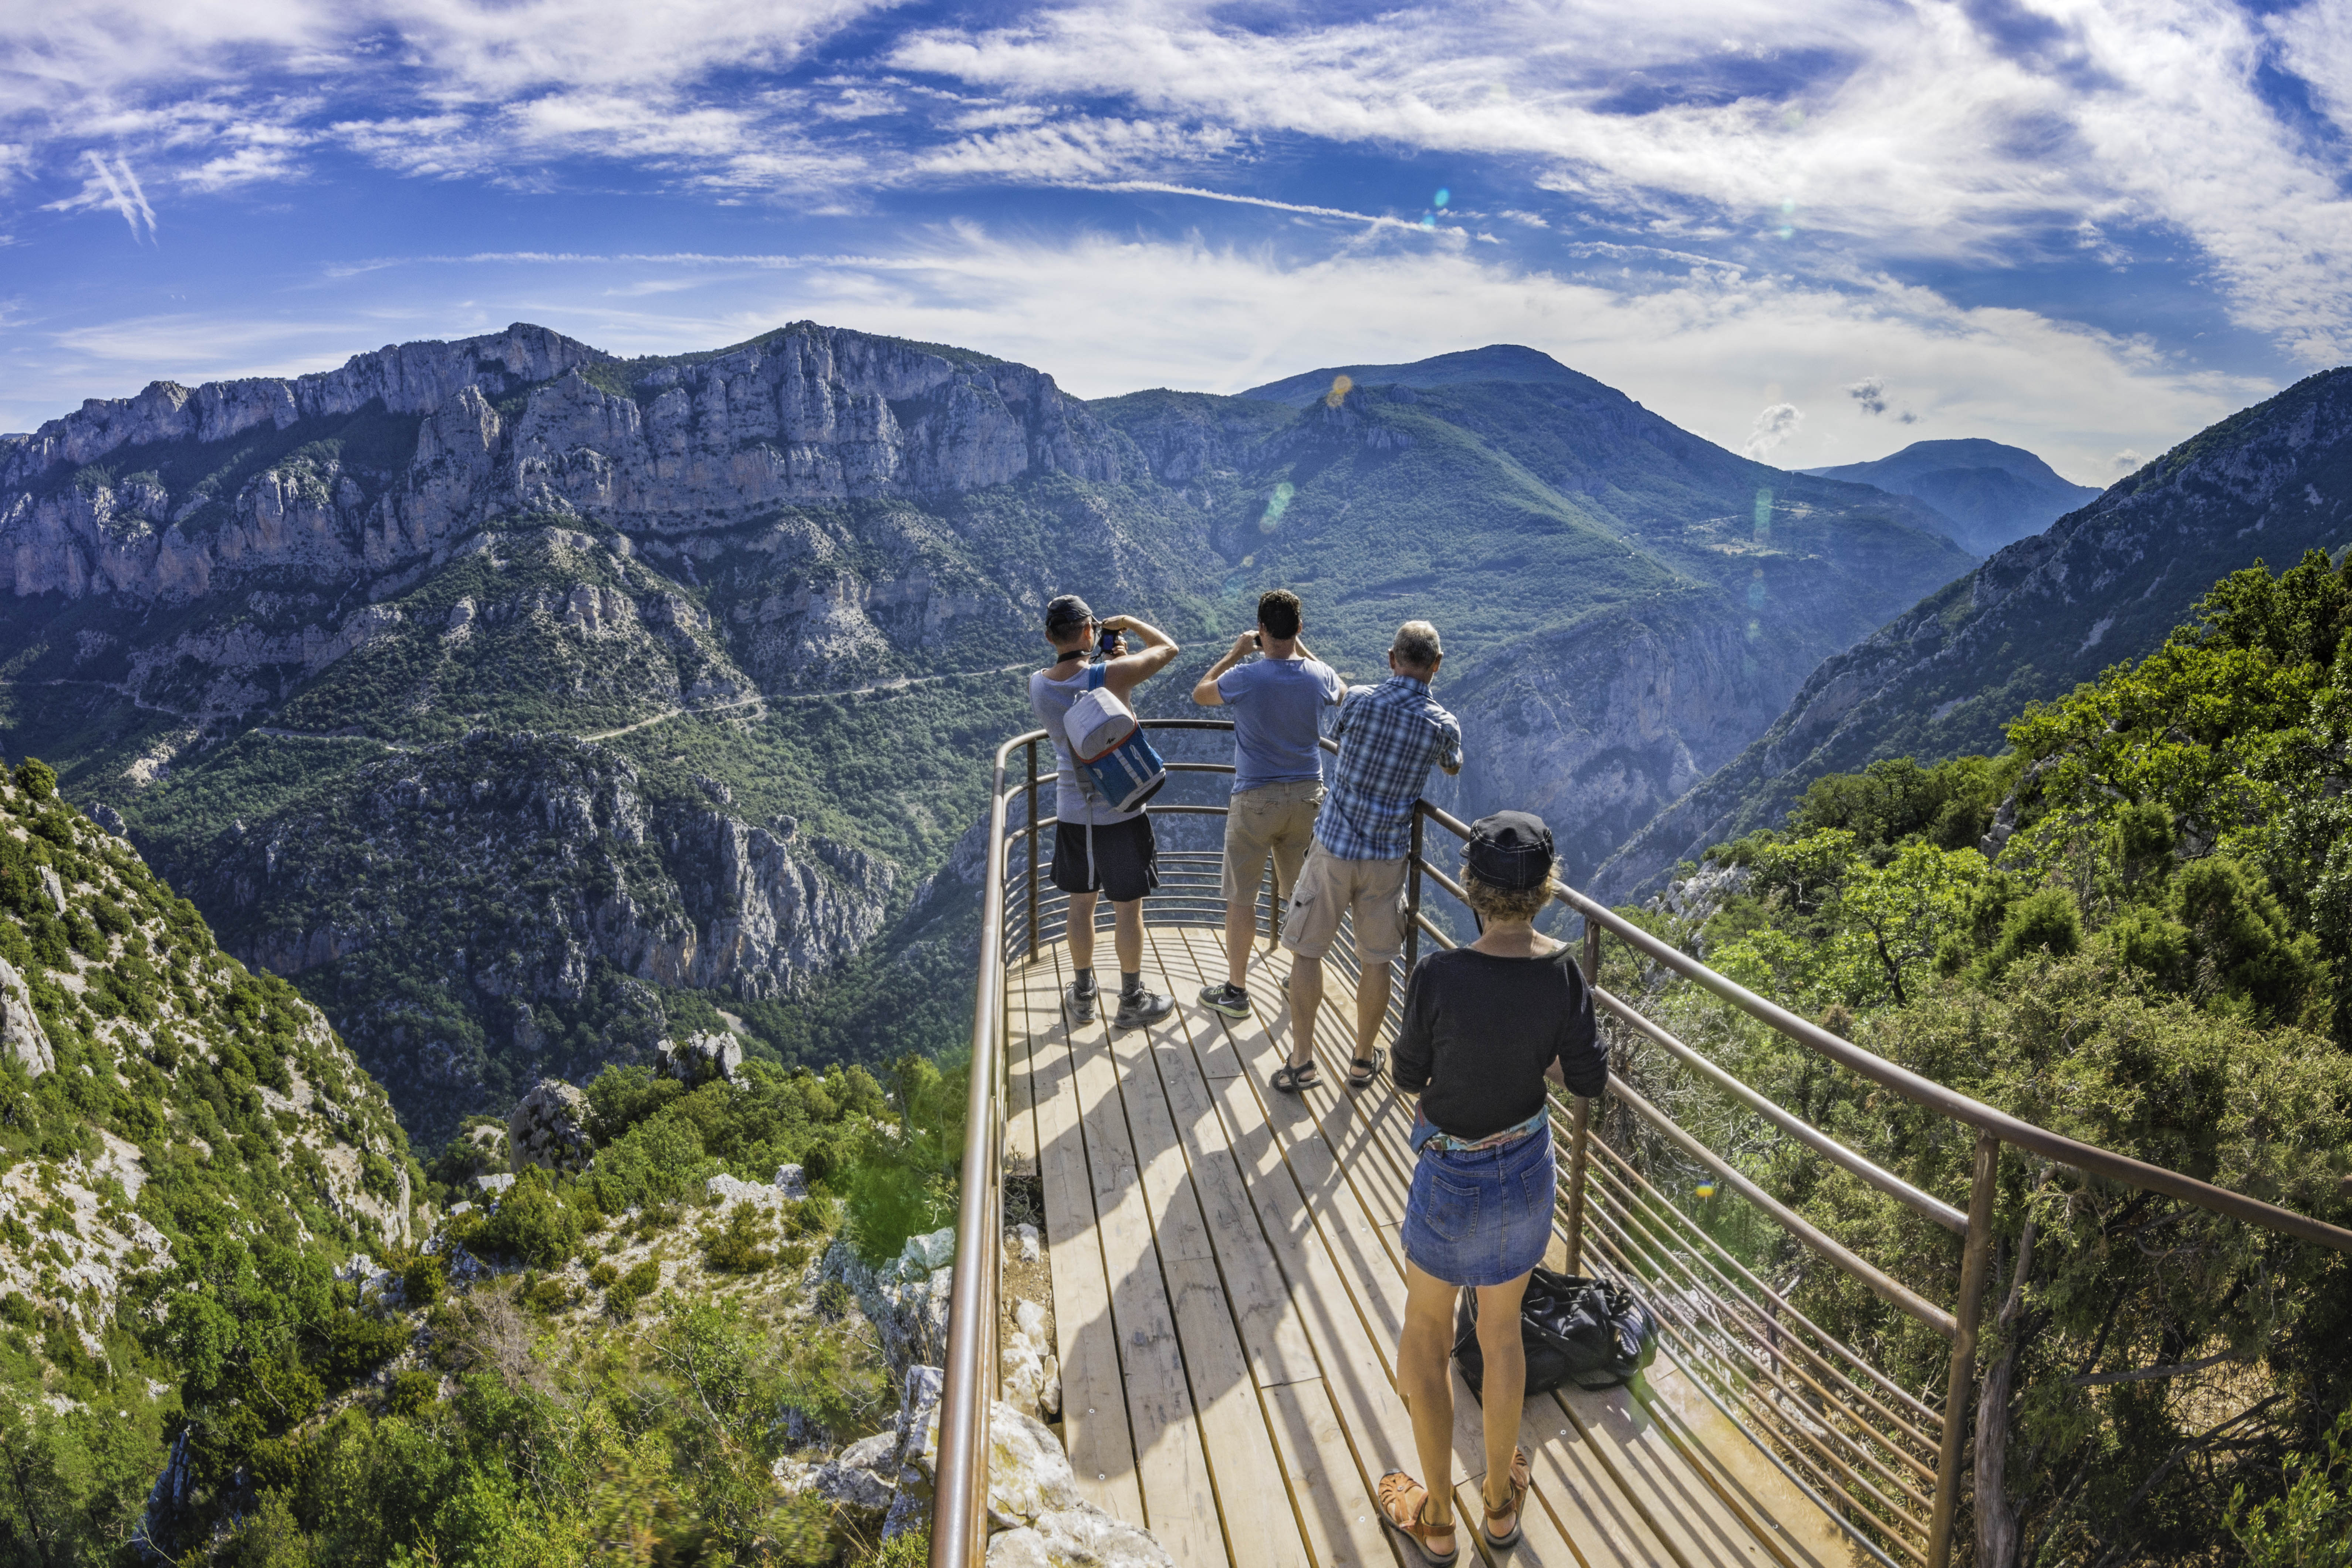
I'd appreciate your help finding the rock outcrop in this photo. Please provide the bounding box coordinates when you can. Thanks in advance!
[0,956,54,1076]
[507,1079,592,1173]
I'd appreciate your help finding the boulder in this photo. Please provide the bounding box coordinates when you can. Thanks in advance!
[882,1364,945,1542]
[0,957,55,1077]
[820,1235,954,1373]
[986,1509,1178,1568]
[507,1079,592,1173]
[774,1163,809,1200]
[1008,1222,1041,1263]
[37,868,64,915]
[808,1431,898,1523]
[657,1030,742,1087]
[898,1226,956,1278]
[1000,1298,1060,1420]
[707,1172,785,1210]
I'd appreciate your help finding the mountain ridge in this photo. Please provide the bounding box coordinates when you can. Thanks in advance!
[1801,436,2104,556]
[1,323,1973,1138]
[1598,365,2352,901]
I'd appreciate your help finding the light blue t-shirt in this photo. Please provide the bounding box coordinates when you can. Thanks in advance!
[1217,655,1345,793]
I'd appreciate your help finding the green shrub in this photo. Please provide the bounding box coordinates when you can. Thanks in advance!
[473,1171,581,1267]
[384,1368,439,1417]
[11,760,54,802]
[605,1260,661,1318]
[698,1203,777,1274]
[587,1261,619,1291]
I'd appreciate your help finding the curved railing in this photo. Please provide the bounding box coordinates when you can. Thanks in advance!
[933,720,2352,1568]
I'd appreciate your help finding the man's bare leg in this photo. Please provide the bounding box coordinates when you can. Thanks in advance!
[1112,898,1144,977]
[1353,950,1393,1074]
[1224,896,1256,990]
[1287,952,1324,1071]
[1067,890,1099,971]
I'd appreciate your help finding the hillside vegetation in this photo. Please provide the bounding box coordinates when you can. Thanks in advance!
[1628,549,2352,1564]
[0,758,420,1558]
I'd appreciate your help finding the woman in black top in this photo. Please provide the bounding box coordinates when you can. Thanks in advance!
[1375,811,1604,1564]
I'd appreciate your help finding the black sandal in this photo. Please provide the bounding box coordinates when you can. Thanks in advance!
[1347,1048,1385,1091]
[1271,1060,1321,1095]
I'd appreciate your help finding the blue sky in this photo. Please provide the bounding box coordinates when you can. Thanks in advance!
[5,0,2351,483]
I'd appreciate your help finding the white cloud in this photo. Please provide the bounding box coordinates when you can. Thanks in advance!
[1744,402,1804,459]
[889,1,2352,362]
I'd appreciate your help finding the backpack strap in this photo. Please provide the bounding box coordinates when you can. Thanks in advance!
[1086,662,1107,690]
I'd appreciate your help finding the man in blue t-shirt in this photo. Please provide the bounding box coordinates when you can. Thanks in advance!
[1190,589,1345,1020]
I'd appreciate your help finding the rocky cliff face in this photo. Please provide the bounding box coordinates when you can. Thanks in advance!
[1,323,1129,606]
[1598,366,2352,900]
[175,731,892,1132]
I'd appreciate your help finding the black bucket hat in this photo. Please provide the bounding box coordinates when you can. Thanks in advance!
[1045,594,1095,636]
[1465,810,1555,890]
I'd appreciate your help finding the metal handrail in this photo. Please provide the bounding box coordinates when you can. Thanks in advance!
[936,721,2352,1568]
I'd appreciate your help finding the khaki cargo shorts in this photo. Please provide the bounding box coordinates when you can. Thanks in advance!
[1220,780,1325,902]
[1279,841,1409,963]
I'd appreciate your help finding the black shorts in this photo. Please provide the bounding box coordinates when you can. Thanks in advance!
[1051,815,1160,903]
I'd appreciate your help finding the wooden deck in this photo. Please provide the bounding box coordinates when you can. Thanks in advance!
[1004,924,1859,1568]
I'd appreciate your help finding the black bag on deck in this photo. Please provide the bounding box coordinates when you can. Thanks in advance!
[1453,1268,1658,1396]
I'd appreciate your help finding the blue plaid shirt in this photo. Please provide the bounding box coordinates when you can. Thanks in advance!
[1315,676,1463,860]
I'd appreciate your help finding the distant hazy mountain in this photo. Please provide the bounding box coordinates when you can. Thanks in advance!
[1598,369,2352,901]
[1802,438,2102,556]
[0,326,1969,1136]
[1242,343,1616,407]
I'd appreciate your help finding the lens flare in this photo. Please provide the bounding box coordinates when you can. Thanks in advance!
[1325,374,1353,408]
[1420,213,1436,230]
[1434,187,1451,208]
[1752,487,1774,541]
[1696,1183,1718,1200]
[1258,481,1296,534]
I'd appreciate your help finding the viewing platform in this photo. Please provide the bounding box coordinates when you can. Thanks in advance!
[929,721,2352,1568]
[1008,919,1848,1568]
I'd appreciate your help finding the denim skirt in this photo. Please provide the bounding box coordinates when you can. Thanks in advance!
[1401,1120,1557,1287]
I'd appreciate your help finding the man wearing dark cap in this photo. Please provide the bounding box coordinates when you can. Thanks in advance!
[1275,619,1461,1095]
[1029,593,1182,1028]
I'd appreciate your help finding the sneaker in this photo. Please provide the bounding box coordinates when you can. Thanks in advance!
[1114,988,1176,1030]
[1197,982,1251,1020]
[1066,981,1098,1023]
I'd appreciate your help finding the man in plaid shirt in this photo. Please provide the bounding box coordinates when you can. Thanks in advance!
[1275,620,1463,1095]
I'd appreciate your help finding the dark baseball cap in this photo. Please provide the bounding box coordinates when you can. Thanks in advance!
[1045,594,1095,635]
[1465,810,1555,890]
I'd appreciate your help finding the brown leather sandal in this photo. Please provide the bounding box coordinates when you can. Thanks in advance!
[1481,1447,1532,1548]
[1377,1471,1459,1566]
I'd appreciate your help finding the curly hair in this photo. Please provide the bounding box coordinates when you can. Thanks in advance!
[1461,862,1559,925]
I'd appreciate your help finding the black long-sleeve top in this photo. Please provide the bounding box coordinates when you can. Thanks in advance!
[1391,944,1606,1140]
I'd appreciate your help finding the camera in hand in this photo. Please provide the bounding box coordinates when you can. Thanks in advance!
[1096,624,1121,660]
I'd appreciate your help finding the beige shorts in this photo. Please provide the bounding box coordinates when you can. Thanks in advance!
[1279,842,1409,963]
[1221,780,1325,902]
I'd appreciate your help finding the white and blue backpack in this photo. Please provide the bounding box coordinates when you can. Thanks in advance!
[1064,665,1168,813]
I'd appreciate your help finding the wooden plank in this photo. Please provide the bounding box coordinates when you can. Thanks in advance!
[1165,933,1488,1488]
[1063,989,1228,1568]
[1105,998,1304,1568]
[1632,1363,1849,1568]
[1262,1376,1402,1568]
[1549,1379,1795,1568]
[1142,928,1322,1392]
[1020,954,1146,1524]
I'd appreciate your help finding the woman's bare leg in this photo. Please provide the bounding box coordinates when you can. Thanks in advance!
[1473,1272,1533,1526]
[1399,1261,1462,1534]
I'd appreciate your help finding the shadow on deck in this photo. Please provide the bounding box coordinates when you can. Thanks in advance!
[1008,922,1851,1568]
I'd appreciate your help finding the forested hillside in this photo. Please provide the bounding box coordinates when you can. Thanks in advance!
[1621,549,2352,1564]
[1604,366,2352,901]
[0,753,972,1562]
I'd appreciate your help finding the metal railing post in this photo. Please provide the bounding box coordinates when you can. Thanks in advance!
[1561,916,1603,1275]
[1927,1132,2002,1568]
[1562,1095,1593,1275]
[1026,740,1039,963]
[1404,806,1423,975]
